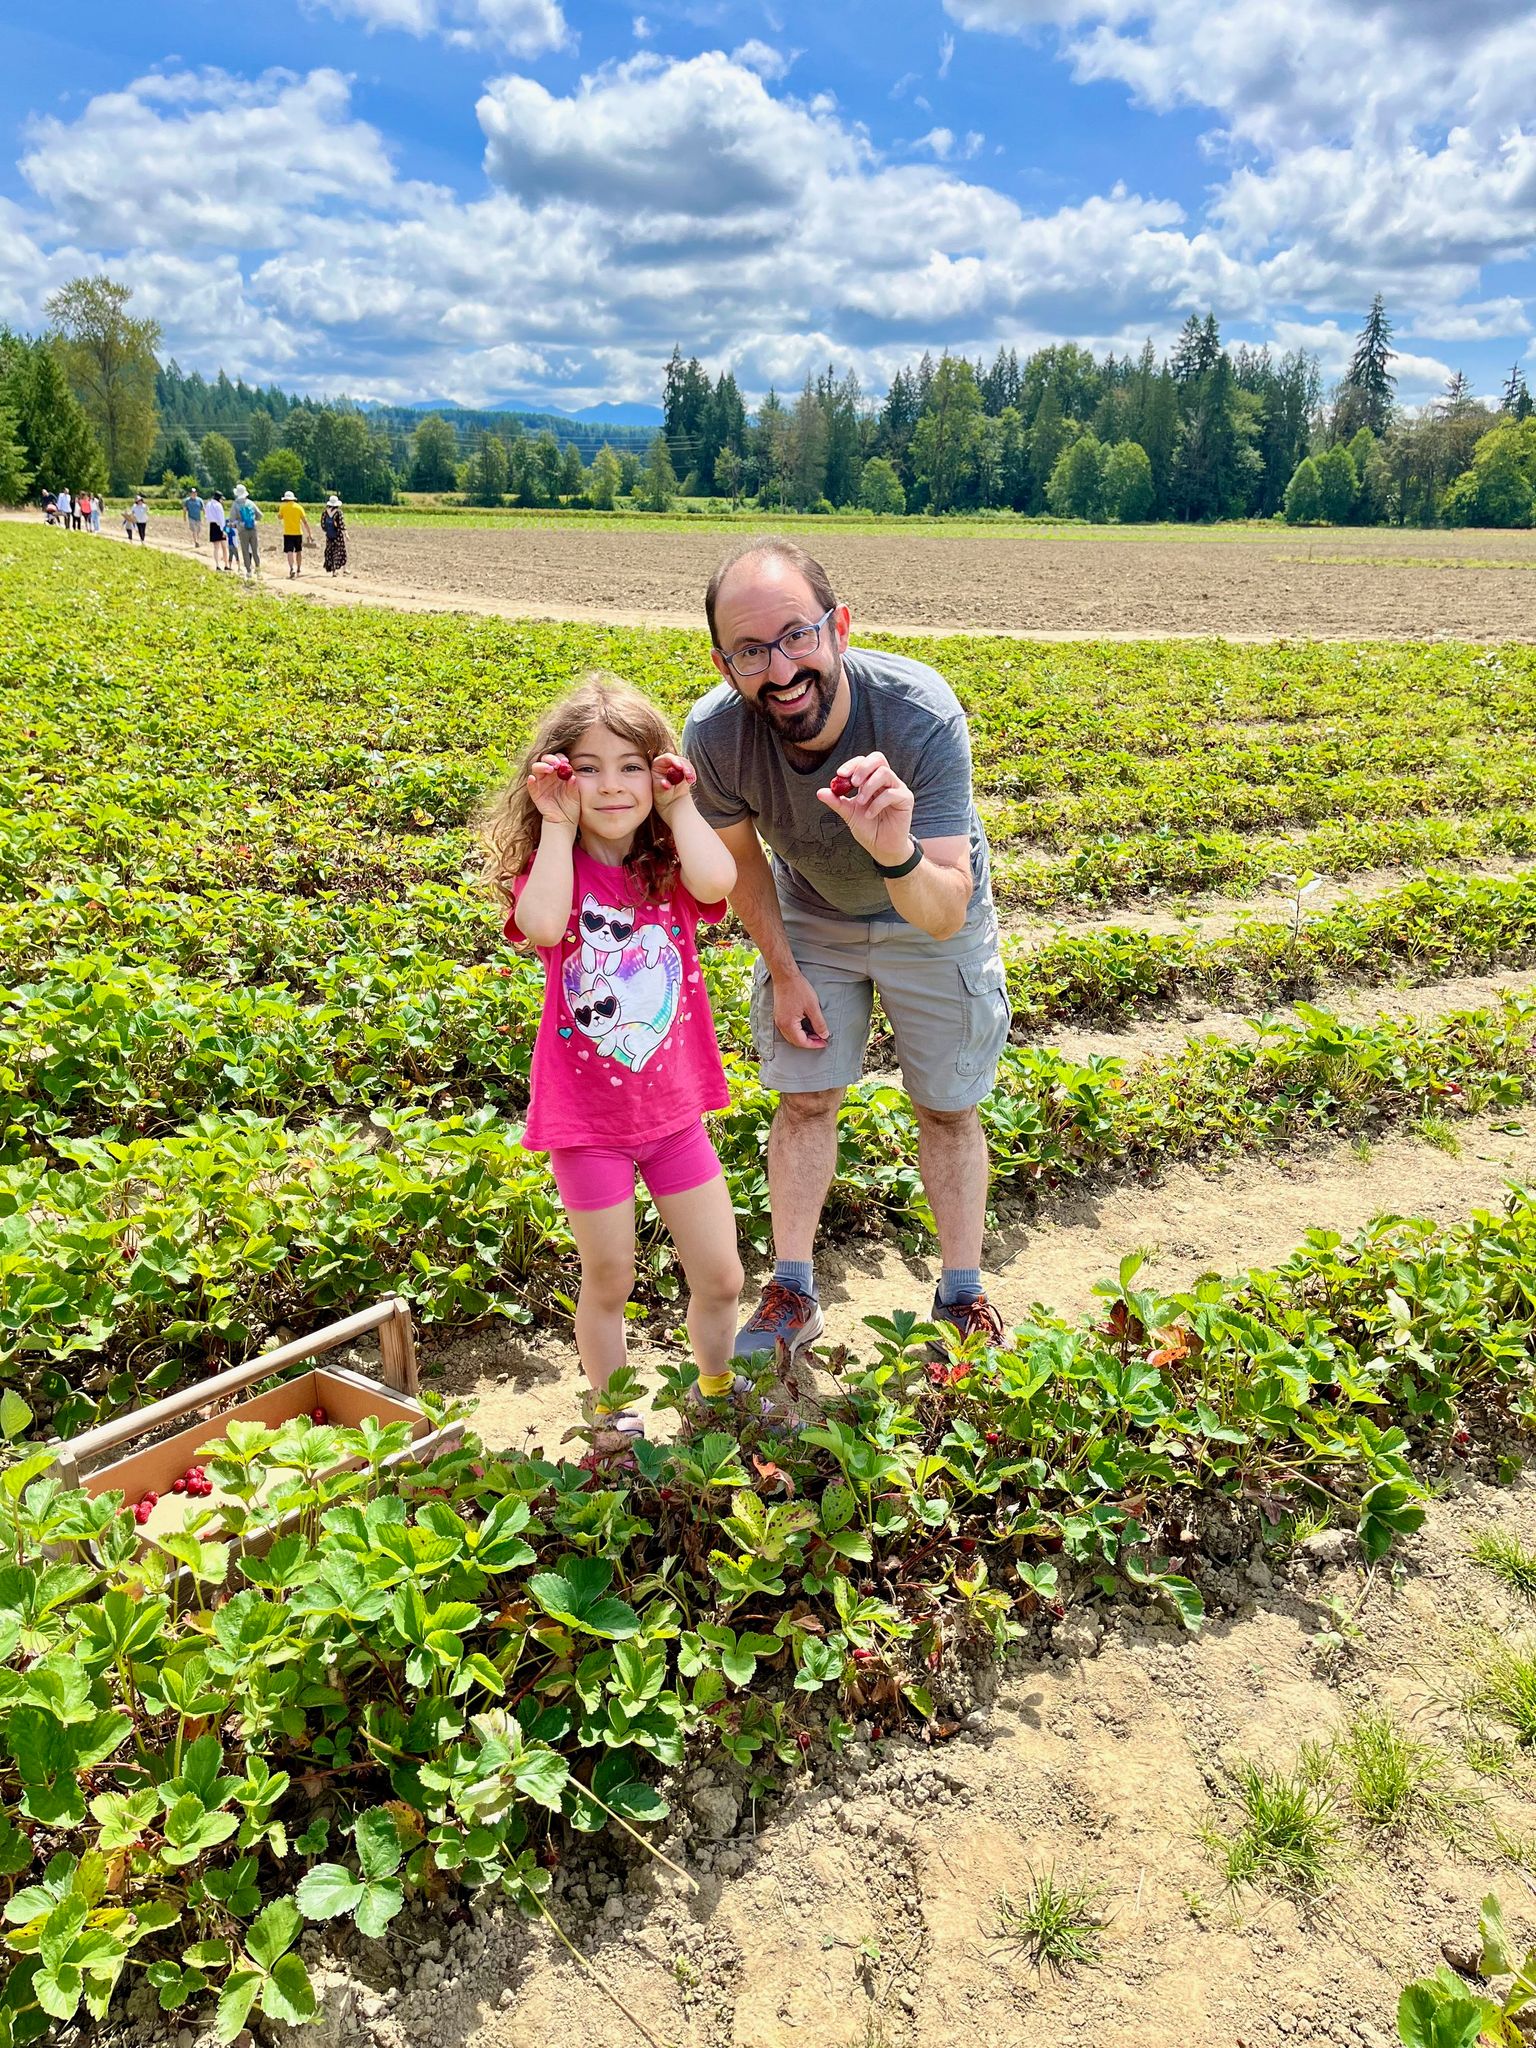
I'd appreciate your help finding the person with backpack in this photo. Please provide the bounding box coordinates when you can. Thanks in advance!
[231,485,262,576]
[322,495,348,576]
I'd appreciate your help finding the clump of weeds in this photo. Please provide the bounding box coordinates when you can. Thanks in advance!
[1466,1639,1536,1748]
[1203,1759,1341,1898]
[995,1866,1109,1971]
[1469,1529,1536,1604]
[1337,1708,1457,1835]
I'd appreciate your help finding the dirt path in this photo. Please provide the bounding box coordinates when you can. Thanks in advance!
[299,1466,1536,2048]
[36,512,1536,641]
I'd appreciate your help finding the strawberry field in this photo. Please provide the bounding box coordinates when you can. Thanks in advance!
[6,523,1536,2047]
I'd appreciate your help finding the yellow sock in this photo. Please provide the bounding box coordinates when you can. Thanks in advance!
[696,1371,733,1399]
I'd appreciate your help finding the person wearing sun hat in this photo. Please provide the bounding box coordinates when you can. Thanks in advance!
[231,483,263,577]
[278,489,315,578]
[321,494,348,577]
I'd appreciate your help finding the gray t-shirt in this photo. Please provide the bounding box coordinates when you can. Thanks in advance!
[682,646,992,924]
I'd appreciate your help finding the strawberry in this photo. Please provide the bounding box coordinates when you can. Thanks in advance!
[142,1491,158,1508]
[133,1502,152,1525]
[553,760,575,782]
[659,762,686,787]
[171,1477,186,1494]
[310,1406,328,1425]
[830,772,856,799]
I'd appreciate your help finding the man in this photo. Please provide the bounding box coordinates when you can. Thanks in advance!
[682,537,1010,1360]
[231,485,262,576]
[183,485,204,548]
[277,490,315,577]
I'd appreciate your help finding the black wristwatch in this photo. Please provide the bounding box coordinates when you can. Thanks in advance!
[873,836,923,879]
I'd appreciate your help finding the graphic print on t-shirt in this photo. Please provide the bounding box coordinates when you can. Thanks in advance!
[562,891,683,1072]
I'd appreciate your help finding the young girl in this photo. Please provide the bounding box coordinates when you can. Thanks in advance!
[483,673,745,1453]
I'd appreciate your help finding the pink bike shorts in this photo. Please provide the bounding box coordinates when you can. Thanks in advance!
[549,1117,723,1213]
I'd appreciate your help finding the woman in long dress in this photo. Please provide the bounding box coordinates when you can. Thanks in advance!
[322,495,348,575]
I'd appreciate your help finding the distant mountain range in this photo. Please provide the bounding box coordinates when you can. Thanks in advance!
[378,397,665,427]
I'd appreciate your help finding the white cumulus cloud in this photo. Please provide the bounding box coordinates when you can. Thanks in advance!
[306,0,569,56]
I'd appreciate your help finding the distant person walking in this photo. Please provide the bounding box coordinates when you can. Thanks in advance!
[206,493,228,570]
[55,488,73,531]
[40,488,56,526]
[130,494,148,543]
[232,485,261,576]
[322,495,348,576]
[183,487,204,548]
[278,491,314,577]
[88,492,101,533]
[78,490,93,532]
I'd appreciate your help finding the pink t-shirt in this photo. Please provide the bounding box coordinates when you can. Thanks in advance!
[510,846,730,1152]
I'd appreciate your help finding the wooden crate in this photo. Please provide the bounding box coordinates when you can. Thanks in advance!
[48,1298,460,1557]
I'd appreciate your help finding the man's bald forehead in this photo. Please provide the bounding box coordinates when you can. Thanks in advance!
[705,536,836,644]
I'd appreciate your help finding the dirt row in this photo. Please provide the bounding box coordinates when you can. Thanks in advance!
[67,511,1536,640]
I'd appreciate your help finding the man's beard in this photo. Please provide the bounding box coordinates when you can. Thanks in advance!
[743,656,839,747]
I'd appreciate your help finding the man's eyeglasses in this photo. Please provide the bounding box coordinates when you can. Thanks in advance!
[717,606,836,680]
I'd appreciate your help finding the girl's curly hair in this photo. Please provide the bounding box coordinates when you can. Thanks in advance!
[478,671,683,908]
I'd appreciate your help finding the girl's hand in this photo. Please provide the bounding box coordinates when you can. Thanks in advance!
[528,754,581,827]
[652,753,694,814]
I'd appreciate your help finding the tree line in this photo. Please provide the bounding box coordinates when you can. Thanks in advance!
[3,273,1534,526]
[660,302,1536,527]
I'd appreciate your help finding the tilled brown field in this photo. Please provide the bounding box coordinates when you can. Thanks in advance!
[140,516,1536,638]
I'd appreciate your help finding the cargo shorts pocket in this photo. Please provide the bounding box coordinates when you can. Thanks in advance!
[954,952,1010,1079]
[749,962,778,1060]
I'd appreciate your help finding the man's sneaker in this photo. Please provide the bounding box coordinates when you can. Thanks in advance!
[929,1292,1005,1352]
[732,1280,825,1362]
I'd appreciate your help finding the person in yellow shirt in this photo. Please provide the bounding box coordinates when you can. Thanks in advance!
[278,491,315,578]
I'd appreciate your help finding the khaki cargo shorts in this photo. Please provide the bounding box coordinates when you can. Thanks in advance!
[750,900,1010,1111]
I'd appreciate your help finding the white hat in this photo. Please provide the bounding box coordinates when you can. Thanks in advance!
[234,484,248,499]
[326,495,341,507]
[281,490,297,502]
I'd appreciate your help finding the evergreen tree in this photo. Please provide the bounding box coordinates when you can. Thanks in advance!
[637,431,678,512]
[1338,294,1397,437]
[1171,314,1206,387]
[1439,369,1477,415]
[1283,457,1324,524]
[466,430,509,506]
[158,430,197,482]
[713,444,743,508]
[877,368,920,481]
[1502,363,1534,421]
[909,355,983,512]
[246,410,277,464]
[661,347,712,484]
[0,406,32,504]
[753,389,790,509]
[0,332,108,495]
[1026,382,1071,511]
[996,406,1029,509]
[558,442,585,502]
[823,366,863,507]
[788,374,829,509]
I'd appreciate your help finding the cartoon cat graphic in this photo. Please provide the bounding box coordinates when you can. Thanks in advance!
[577,893,667,975]
[564,899,683,1072]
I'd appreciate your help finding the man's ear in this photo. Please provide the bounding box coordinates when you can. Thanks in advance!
[709,648,732,683]
[833,604,852,652]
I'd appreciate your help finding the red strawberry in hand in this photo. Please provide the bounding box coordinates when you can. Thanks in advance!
[830,772,857,799]
[659,762,687,787]
[553,760,575,782]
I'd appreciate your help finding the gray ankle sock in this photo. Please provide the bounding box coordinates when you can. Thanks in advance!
[939,1267,983,1306]
[773,1259,816,1299]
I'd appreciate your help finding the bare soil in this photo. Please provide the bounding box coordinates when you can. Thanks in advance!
[116,514,1536,640]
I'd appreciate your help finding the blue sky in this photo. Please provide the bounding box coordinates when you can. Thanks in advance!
[1,0,1532,413]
